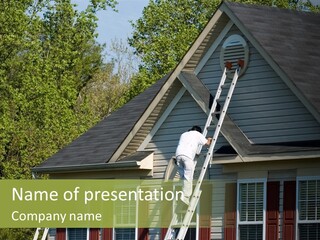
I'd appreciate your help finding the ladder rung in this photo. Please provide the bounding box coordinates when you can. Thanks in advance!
[222,82,231,88]
[212,111,221,115]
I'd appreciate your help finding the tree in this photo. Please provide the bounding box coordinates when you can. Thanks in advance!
[0,0,117,180]
[77,38,138,119]
[0,1,119,238]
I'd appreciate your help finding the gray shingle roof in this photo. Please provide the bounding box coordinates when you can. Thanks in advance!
[33,74,170,172]
[225,1,320,113]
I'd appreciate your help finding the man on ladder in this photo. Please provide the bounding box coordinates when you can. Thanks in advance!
[164,60,244,240]
[175,126,212,205]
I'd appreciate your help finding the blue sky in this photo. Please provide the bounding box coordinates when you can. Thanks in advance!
[72,0,149,46]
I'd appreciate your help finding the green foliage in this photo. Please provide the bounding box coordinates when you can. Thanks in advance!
[0,0,118,180]
[0,228,34,240]
[0,0,122,238]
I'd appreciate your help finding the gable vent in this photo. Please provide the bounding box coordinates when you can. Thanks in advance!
[220,34,249,78]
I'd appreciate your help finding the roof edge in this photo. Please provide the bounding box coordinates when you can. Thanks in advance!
[33,151,154,174]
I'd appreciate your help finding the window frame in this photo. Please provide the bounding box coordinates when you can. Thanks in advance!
[236,178,266,240]
[112,185,138,240]
[296,176,320,240]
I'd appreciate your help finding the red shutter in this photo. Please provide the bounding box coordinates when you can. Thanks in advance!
[161,228,168,240]
[89,228,100,240]
[102,228,113,240]
[266,181,280,240]
[199,227,211,239]
[199,182,212,240]
[283,181,296,240]
[138,228,148,240]
[224,183,237,240]
[56,228,66,240]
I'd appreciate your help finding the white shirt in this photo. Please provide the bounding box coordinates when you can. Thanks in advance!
[175,130,208,160]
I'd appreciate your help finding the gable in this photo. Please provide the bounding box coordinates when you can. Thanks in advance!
[197,22,320,144]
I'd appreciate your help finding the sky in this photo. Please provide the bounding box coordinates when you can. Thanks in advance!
[72,0,149,46]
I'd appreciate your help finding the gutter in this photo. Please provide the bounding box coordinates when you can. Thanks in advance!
[32,161,144,174]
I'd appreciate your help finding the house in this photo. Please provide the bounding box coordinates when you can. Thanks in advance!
[33,1,320,240]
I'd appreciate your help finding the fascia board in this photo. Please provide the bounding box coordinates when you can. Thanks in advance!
[32,153,154,174]
[213,151,320,164]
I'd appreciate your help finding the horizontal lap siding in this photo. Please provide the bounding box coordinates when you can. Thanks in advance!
[198,26,320,144]
[228,53,320,143]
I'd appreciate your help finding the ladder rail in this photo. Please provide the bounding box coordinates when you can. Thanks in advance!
[175,64,242,240]
[164,190,202,240]
[41,228,49,240]
[33,228,41,240]
[196,66,228,155]
[33,227,49,240]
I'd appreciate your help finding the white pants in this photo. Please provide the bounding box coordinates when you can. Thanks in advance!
[176,155,195,198]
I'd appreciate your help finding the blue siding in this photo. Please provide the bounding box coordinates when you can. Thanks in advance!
[198,27,320,144]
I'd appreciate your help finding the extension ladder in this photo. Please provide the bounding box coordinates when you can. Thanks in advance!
[33,228,49,240]
[164,60,244,240]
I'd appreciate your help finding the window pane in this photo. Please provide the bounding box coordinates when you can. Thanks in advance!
[300,181,307,201]
[240,202,247,221]
[239,224,262,240]
[256,202,264,221]
[299,200,307,220]
[308,201,316,220]
[248,183,255,202]
[241,184,248,201]
[308,181,316,201]
[299,223,320,240]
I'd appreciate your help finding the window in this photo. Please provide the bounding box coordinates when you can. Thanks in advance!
[114,194,136,240]
[237,180,266,240]
[297,178,320,239]
[67,228,87,240]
